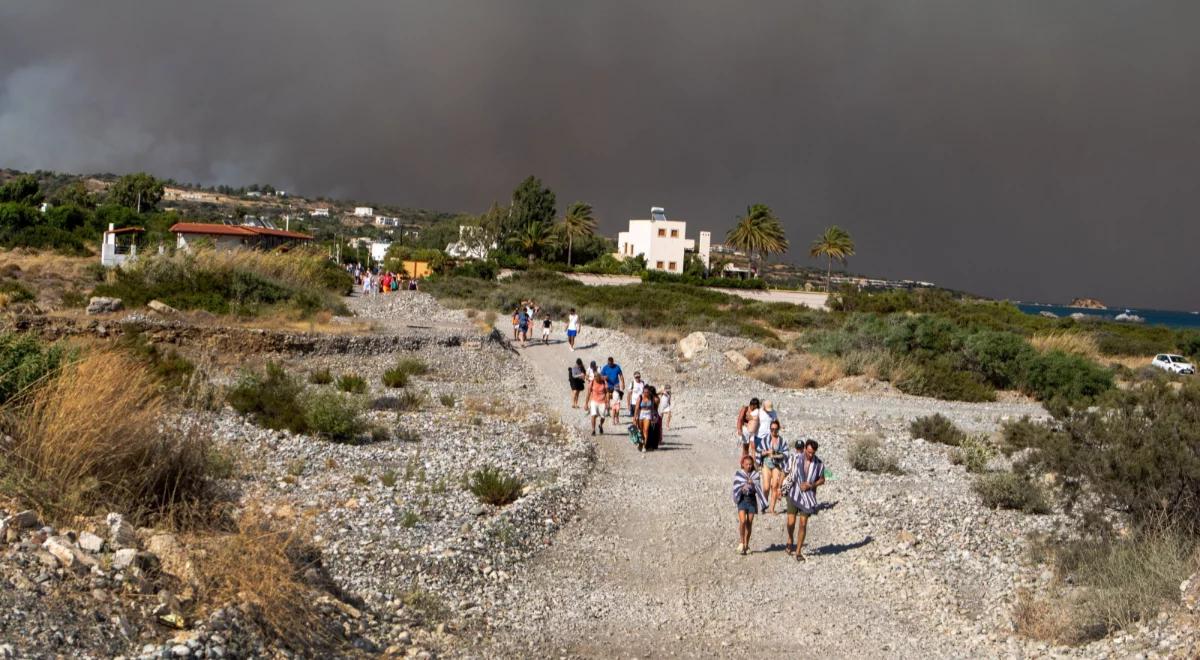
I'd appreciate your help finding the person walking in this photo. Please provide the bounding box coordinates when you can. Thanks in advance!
[599,357,625,424]
[587,373,609,435]
[753,400,777,463]
[362,271,373,298]
[627,371,645,418]
[511,308,521,341]
[634,383,657,452]
[783,439,825,561]
[566,308,581,351]
[517,307,530,348]
[659,384,673,431]
[732,454,767,555]
[758,420,788,514]
[541,314,552,344]
[568,358,586,408]
[735,398,761,457]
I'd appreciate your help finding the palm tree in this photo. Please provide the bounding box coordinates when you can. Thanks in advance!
[809,225,855,292]
[559,201,596,267]
[725,204,788,276]
[507,221,558,264]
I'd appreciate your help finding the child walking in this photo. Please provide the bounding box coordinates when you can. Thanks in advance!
[732,455,767,555]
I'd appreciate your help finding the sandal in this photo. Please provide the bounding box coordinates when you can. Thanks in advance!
[795,551,805,562]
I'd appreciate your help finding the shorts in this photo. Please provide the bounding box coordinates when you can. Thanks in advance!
[541,329,550,337]
[762,456,779,471]
[638,410,652,421]
[659,406,671,414]
[786,497,816,517]
[519,324,529,332]
[567,329,578,338]
[588,401,606,417]
[736,495,758,514]
[570,378,585,392]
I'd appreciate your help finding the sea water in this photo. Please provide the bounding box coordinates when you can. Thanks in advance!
[1016,303,1200,330]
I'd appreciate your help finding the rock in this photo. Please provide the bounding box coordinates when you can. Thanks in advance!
[146,533,196,584]
[112,547,138,570]
[677,332,708,359]
[106,513,138,549]
[78,531,105,553]
[1182,572,1199,611]
[170,643,192,657]
[43,536,96,572]
[723,350,751,371]
[148,300,179,315]
[4,510,40,530]
[86,296,123,314]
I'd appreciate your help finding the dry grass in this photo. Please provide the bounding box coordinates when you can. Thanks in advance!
[235,310,374,335]
[194,507,342,651]
[1013,590,1085,644]
[741,345,770,367]
[749,353,844,389]
[631,327,684,346]
[463,395,521,420]
[0,351,216,524]
[0,248,94,280]
[1030,332,1100,358]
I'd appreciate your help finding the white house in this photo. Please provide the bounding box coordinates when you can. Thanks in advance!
[353,206,374,217]
[615,207,711,274]
[100,224,144,268]
[309,207,330,217]
[374,216,400,227]
[369,241,391,264]
[445,225,495,260]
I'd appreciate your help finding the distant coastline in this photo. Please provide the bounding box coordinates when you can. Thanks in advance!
[1015,301,1200,329]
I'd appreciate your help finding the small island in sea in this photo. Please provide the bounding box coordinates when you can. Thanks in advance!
[1069,297,1107,309]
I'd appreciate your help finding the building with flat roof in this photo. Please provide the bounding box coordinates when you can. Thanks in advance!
[615,207,710,274]
[170,222,313,252]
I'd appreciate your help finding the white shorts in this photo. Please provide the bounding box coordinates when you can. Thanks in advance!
[588,401,606,417]
[541,329,550,338]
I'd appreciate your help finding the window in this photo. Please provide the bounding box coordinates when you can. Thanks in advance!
[670,229,679,238]
[656,261,664,269]
[657,228,666,237]
[668,262,677,270]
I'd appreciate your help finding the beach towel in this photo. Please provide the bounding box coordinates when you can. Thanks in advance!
[731,469,768,513]
[783,454,824,511]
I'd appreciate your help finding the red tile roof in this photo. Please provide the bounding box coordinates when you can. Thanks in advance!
[105,226,145,234]
[169,223,312,240]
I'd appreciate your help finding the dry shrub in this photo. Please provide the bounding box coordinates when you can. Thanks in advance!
[1013,591,1083,643]
[195,508,342,651]
[741,345,770,366]
[0,351,216,524]
[1030,332,1100,359]
[749,354,843,389]
[632,328,684,346]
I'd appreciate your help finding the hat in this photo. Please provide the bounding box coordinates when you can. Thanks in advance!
[762,400,774,412]
[634,371,642,377]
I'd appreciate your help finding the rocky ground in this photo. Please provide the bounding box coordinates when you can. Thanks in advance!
[1,290,1196,658]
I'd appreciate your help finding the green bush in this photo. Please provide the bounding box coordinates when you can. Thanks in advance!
[381,368,408,389]
[1021,350,1112,406]
[952,435,995,473]
[0,333,68,405]
[336,373,366,394]
[909,413,966,446]
[0,278,35,305]
[964,330,1036,389]
[467,467,524,506]
[226,362,307,433]
[303,390,366,443]
[439,393,455,407]
[1005,380,1200,530]
[972,472,1051,514]
[895,358,996,402]
[847,435,902,474]
[116,331,195,391]
[449,260,498,280]
[308,368,332,385]
[393,358,429,377]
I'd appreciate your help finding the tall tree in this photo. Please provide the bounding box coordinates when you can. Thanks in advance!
[724,203,788,275]
[507,176,556,239]
[108,172,164,213]
[809,225,856,292]
[0,175,43,205]
[507,221,558,265]
[559,201,596,266]
[49,181,95,209]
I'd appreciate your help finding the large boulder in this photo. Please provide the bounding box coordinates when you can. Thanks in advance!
[147,300,179,315]
[107,513,138,549]
[678,332,708,359]
[86,296,123,314]
[724,350,751,371]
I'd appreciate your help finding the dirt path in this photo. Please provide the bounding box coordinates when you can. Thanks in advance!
[487,334,993,658]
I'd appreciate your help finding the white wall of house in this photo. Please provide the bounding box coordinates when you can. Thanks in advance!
[353,207,374,217]
[175,233,246,252]
[697,231,711,269]
[616,219,693,273]
[369,241,391,264]
[310,208,330,217]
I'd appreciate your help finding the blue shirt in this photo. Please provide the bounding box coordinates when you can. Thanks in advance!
[600,363,623,389]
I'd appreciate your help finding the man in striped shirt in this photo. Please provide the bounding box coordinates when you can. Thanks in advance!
[785,439,825,561]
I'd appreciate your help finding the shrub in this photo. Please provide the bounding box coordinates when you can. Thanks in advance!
[847,435,902,474]
[909,413,966,446]
[972,472,1051,514]
[393,357,429,377]
[59,290,87,308]
[449,260,498,280]
[0,332,67,405]
[335,373,366,394]
[380,367,408,388]
[303,390,366,444]
[380,470,398,488]
[0,278,35,306]
[117,330,195,391]
[439,393,455,407]
[227,362,307,433]
[307,368,332,385]
[1005,380,1200,530]
[372,392,425,413]
[964,330,1036,389]
[749,354,843,389]
[895,358,996,402]
[1021,350,1112,406]
[467,467,524,506]
[0,352,217,524]
[400,510,421,528]
[952,435,995,473]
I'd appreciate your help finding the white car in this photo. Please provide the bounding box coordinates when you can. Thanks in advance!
[1151,354,1195,375]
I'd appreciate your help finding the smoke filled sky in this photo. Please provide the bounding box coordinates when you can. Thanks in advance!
[3,1,1199,309]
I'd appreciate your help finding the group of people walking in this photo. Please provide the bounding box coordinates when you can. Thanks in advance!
[512,303,584,351]
[732,397,825,560]
[347,263,418,296]
[568,355,672,453]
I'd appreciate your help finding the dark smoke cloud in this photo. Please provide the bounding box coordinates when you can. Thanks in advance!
[3,1,1199,309]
